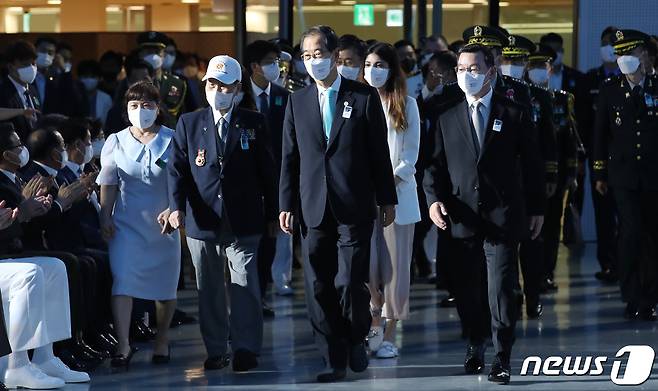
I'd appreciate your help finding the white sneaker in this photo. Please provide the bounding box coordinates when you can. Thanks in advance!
[4,363,65,389]
[367,326,384,352]
[35,357,90,383]
[376,341,399,359]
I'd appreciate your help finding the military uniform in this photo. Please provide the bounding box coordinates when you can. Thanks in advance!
[592,29,658,319]
[583,65,620,276]
[136,31,188,129]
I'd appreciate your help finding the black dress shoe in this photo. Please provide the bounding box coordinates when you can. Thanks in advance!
[541,278,558,293]
[349,343,368,373]
[464,344,485,374]
[439,295,457,308]
[55,348,94,372]
[316,368,347,383]
[111,346,138,368]
[204,355,231,370]
[624,303,640,319]
[595,269,618,283]
[526,298,543,319]
[171,309,197,328]
[152,345,171,364]
[639,306,657,321]
[232,349,258,372]
[262,302,275,318]
[488,357,511,384]
[131,320,156,342]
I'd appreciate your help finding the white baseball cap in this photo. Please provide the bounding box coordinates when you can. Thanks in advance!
[203,55,242,84]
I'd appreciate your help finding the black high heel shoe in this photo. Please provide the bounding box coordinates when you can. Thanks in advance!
[152,345,171,364]
[111,346,138,368]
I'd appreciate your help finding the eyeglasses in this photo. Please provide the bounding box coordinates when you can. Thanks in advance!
[261,58,281,66]
[300,49,329,62]
[455,65,484,76]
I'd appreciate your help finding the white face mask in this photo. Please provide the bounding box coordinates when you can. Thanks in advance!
[55,149,68,169]
[233,91,245,106]
[457,71,487,97]
[63,62,72,73]
[364,67,390,88]
[261,63,281,82]
[420,52,434,67]
[36,52,54,68]
[294,60,308,75]
[528,68,549,85]
[80,77,99,92]
[83,144,94,164]
[337,65,361,81]
[143,54,163,70]
[163,54,176,70]
[128,107,157,129]
[554,51,563,66]
[273,76,286,87]
[207,90,234,111]
[17,65,38,84]
[500,64,525,80]
[92,139,105,158]
[617,55,641,75]
[15,146,30,168]
[304,57,332,81]
[600,45,617,63]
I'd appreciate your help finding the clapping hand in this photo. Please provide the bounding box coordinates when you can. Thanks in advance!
[21,174,51,199]
[0,200,19,230]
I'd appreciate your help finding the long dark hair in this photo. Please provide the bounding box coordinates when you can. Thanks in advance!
[366,42,408,131]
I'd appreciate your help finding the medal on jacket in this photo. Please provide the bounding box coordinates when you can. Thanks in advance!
[195,149,206,166]
[240,130,250,150]
[615,112,622,126]
[506,88,515,100]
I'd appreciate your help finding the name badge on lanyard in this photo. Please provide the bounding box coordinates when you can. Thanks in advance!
[342,101,353,119]
[240,130,249,150]
[645,93,654,107]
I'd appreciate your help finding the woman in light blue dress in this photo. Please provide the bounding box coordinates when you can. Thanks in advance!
[97,81,180,367]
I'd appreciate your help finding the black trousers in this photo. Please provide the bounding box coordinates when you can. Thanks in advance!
[613,187,658,308]
[257,235,276,297]
[452,236,519,360]
[589,167,618,272]
[542,184,567,281]
[301,204,373,370]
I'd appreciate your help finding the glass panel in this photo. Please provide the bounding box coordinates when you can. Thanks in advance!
[105,6,124,32]
[428,0,490,44]
[500,0,574,66]
[199,5,235,32]
[246,0,279,41]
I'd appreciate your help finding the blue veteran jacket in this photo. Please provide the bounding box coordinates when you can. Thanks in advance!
[168,106,278,240]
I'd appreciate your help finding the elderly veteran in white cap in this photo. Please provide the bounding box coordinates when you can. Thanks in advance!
[167,55,278,373]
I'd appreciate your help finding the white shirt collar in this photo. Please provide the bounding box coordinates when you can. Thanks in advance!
[627,76,646,91]
[466,86,493,109]
[8,75,28,95]
[251,79,271,98]
[0,169,16,183]
[34,161,59,177]
[211,107,233,128]
[65,161,83,177]
[317,73,342,96]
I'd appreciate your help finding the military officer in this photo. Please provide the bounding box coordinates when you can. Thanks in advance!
[592,29,658,321]
[526,44,580,295]
[136,31,187,128]
[583,26,620,283]
[500,34,558,318]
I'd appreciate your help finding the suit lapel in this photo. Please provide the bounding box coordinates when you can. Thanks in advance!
[479,94,505,160]
[327,83,354,149]
[452,100,478,158]
[222,109,241,167]
[202,107,218,165]
[304,84,324,143]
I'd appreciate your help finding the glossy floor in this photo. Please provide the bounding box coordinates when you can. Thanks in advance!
[82,243,657,390]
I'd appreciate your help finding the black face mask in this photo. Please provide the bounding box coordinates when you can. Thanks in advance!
[400,57,416,74]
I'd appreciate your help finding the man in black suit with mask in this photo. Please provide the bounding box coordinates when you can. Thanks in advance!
[424,44,545,384]
[279,25,397,383]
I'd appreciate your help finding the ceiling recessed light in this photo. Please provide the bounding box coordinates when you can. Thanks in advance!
[181,0,200,3]
[47,0,62,5]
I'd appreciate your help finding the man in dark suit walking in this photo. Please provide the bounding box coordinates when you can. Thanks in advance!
[279,25,397,383]
[244,40,294,302]
[167,55,278,373]
[424,44,545,384]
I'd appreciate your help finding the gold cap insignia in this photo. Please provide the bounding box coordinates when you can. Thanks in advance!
[474,26,483,37]
[216,62,225,71]
[616,30,624,41]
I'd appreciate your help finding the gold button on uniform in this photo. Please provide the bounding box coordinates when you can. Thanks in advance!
[637,156,642,160]
[637,131,641,136]
[637,144,641,148]
[636,119,641,124]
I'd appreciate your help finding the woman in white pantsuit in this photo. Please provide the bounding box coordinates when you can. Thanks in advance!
[364,43,421,359]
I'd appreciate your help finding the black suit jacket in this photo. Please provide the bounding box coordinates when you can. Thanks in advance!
[36,70,88,117]
[0,75,42,141]
[423,91,545,241]
[279,77,397,228]
[0,173,26,253]
[261,83,290,172]
[168,106,278,240]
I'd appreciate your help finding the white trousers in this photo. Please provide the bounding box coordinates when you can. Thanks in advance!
[271,231,293,287]
[0,257,71,352]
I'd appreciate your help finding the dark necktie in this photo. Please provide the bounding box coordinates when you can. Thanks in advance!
[258,91,269,115]
[218,118,228,154]
[23,90,34,109]
[14,176,22,191]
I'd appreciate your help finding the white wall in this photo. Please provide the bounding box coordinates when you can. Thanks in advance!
[578,0,658,73]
